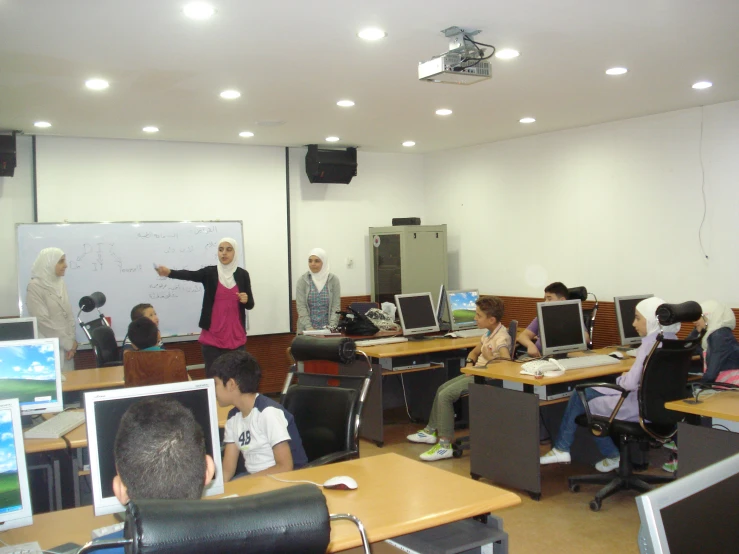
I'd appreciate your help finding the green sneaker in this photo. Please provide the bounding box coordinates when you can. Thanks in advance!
[663,440,677,451]
[419,442,453,462]
[662,456,678,473]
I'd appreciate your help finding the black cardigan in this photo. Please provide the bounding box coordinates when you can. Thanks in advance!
[168,266,254,331]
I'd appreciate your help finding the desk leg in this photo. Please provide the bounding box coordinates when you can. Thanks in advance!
[677,421,739,477]
[53,457,62,511]
[27,461,55,513]
[469,384,542,499]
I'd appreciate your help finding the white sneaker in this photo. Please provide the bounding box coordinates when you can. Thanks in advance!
[407,429,437,444]
[540,448,571,465]
[419,443,453,462]
[595,456,620,473]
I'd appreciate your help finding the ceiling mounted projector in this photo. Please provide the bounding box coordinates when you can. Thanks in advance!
[418,27,493,85]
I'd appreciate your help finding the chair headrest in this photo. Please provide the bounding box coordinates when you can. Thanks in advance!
[567,286,587,302]
[290,335,356,364]
[79,291,106,312]
[656,301,702,326]
[125,484,330,554]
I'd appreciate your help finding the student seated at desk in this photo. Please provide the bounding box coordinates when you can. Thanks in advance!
[540,297,679,473]
[124,303,162,350]
[127,316,163,351]
[693,300,739,385]
[407,296,511,462]
[516,281,589,358]
[214,351,308,480]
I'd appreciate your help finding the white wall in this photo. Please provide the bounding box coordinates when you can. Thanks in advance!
[0,136,35,316]
[424,101,739,306]
[289,147,425,296]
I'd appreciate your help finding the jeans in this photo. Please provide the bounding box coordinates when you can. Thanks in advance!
[553,388,620,459]
[427,374,472,440]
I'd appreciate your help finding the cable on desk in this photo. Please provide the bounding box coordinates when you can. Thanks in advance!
[711,424,731,432]
[399,374,413,421]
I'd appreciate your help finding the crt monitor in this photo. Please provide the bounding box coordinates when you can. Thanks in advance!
[395,293,440,338]
[0,318,38,342]
[84,379,225,516]
[615,295,654,347]
[447,289,480,331]
[636,451,739,554]
[0,398,33,531]
[537,299,587,358]
[0,338,63,416]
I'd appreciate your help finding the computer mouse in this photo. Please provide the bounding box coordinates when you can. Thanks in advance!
[609,352,625,360]
[323,476,358,490]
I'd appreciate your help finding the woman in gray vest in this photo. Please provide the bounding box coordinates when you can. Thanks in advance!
[295,248,340,333]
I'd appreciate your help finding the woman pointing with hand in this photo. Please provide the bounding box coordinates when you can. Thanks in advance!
[155,237,254,375]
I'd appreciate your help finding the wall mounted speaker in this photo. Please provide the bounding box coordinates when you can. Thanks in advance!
[305,145,357,184]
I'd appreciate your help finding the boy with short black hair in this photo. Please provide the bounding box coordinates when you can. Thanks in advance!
[213,351,308,480]
[127,317,162,351]
[130,303,160,326]
[407,295,511,461]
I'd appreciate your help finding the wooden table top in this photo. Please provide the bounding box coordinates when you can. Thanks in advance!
[665,393,739,422]
[358,336,480,358]
[4,453,520,552]
[63,366,125,392]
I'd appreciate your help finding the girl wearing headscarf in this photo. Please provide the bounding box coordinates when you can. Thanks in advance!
[155,238,254,375]
[295,248,341,333]
[26,248,77,370]
[540,297,680,473]
[695,300,739,385]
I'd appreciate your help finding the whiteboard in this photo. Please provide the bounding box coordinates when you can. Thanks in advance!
[17,221,250,344]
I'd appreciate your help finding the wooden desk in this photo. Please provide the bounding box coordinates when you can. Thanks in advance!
[461,350,630,499]
[3,453,521,552]
[358,336,480,358]
[63,366,124,392]
[665,394,739,422]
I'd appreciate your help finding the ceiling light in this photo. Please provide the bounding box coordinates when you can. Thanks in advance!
[238,131,254,138]
[605,67,628,76]
[183,2,215,20]
[337,100,355,107]
[34,121,52,128]
[357,27,387,41]
[85,78,109,90]
[435,109,452,116]
[519,117,536,124]
[495,49,520,60]
[142,126,159,133]
[692,81,713,90]
[402,141,416,147]
[220,89,241,100]
[325,136,340,142]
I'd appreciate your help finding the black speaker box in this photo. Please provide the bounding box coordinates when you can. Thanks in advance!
[0,135,16,177]
[392,218,421,226]
[305,145,357,184]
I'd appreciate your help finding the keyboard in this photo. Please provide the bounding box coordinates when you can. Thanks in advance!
[355,337,409,347]
[0,542,42,554]
[446,328,487,338]
[626,348,639,357]
[24,410,86,439]
[520,355,620,375]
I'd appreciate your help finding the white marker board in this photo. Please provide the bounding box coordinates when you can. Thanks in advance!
[17,221,248,344]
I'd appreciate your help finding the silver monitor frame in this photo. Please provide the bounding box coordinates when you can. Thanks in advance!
[395,292,440,337]
[0,338,64,416]
[0,398,33,531]
[446,289,480,331]
[0,317,38,341]
[615,295,654,347]
[537,299,587,357]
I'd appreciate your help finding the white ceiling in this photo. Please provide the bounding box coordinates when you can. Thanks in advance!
[2,0,738,153]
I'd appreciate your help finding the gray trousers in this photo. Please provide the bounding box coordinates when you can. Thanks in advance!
[427,374,472,440]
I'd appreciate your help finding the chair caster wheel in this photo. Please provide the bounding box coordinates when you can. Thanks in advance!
[589,499,602,512]
[569,484,580,493]
[470,473,481,481]
[452,449,463,458]
[528,492,541,501]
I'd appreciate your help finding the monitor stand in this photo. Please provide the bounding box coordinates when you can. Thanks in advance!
[407,335,434,341]
[550,353,569,360]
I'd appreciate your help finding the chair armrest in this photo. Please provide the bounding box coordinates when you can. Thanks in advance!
[302,450,358,468]
[574,382,627,395]
[575,383,630,434]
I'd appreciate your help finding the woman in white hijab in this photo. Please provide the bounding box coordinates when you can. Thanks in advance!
[26,248,77,370]
[155,238,254,375]
[540,297,680,473]
[693,300,739,385]
[295,248,341,333]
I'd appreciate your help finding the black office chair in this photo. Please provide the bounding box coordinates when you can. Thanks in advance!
[567,301,702,511]
[281,336,373,466]
[76,484,370,554]
[452,320,518,458]
[89,325,123,368]
[568,286,598,349]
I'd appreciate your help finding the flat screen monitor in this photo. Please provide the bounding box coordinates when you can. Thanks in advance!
[636,451,739,553]
[0,338,63,416]
[84,379,225,516]
[395,293,440,338]
[0,318,38,342]
[435,285,449,330]
[615,295,654,347]
[447,289,480,331]
[0,398,33,531]
[537,299,587,358]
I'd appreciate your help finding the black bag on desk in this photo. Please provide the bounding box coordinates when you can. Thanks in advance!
[338,307,379,336]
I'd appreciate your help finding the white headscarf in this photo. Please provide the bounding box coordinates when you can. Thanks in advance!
[308,248,330,293]
[635,297,681,336]
[699,300,736,350]
[31,247,67,298]
[216,237,239,289]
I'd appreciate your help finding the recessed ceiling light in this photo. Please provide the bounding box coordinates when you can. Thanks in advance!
[85,78,109,90]
[435,109,453,116]
[402,141,416,147]
[34,121,52,128]
[519,117,536,124]
[357,27,387,41]
[142,126,159,133]
[183,2,215,20]
[238,131,254,138]
[325,136,340,142]
[605,67,628,76]
[220,89,241,100]
[495,48,520,60]
[692,81,713,90]
[337,100,355,107]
